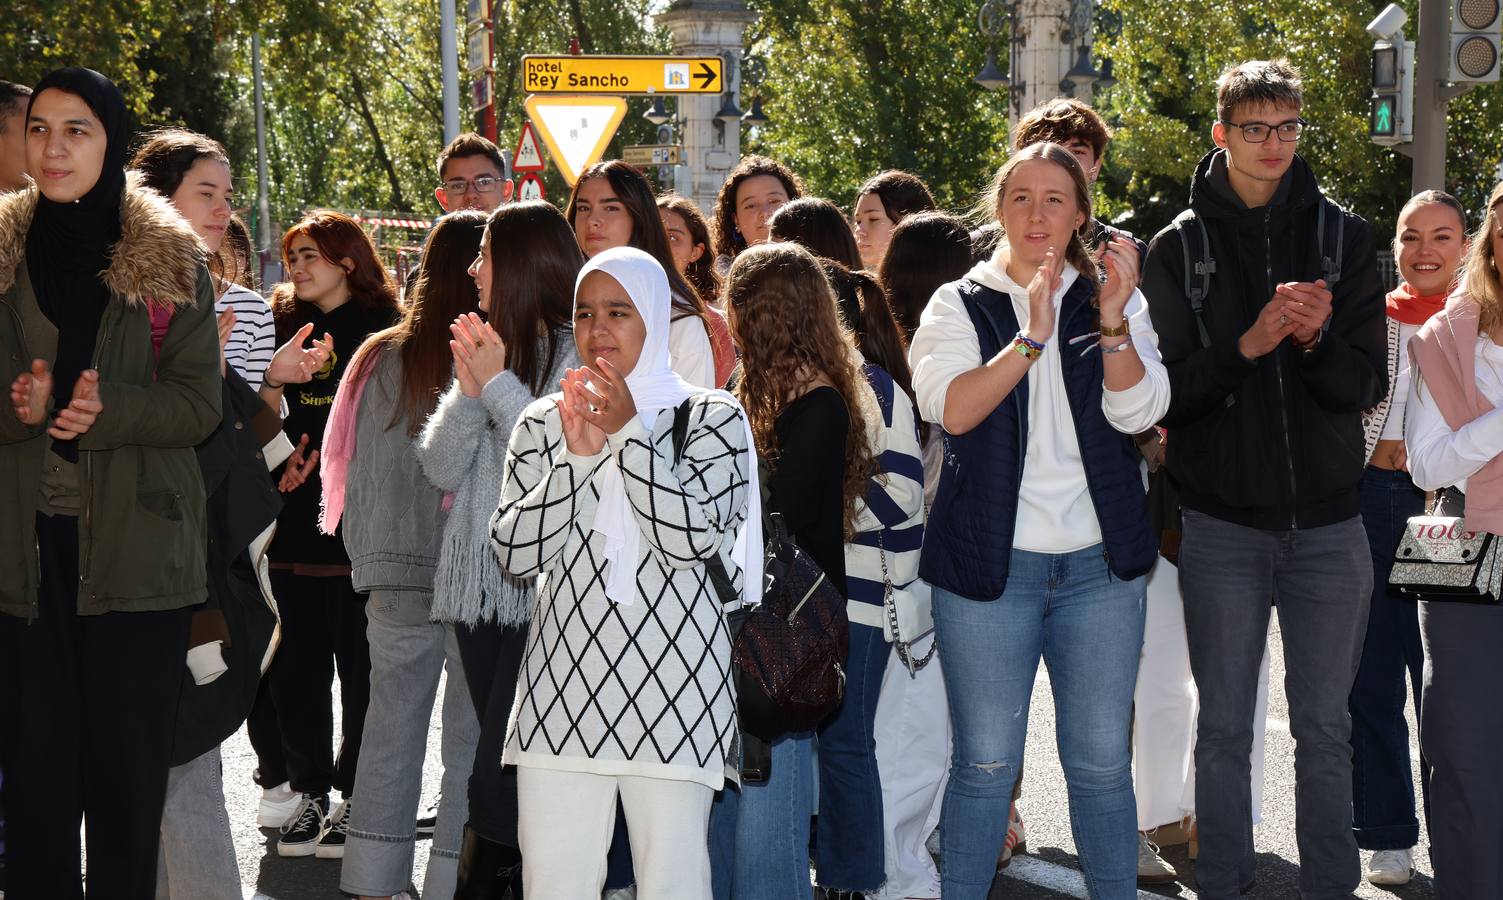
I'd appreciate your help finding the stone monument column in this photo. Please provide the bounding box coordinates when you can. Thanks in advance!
[655,0,759,213]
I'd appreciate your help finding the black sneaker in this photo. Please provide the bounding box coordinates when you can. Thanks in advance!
[416,797,438,837]
[316,797,351,859]
[276,794,329,858]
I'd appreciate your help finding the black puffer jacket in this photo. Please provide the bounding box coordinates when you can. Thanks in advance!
[1141,151,1387,530]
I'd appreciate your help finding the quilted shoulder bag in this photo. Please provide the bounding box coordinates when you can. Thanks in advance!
[670,400,851,742]
[1390,513,1503,604]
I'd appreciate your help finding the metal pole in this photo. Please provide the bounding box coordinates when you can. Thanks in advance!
[252,33,272,253]
[441,0,461,142]
[1411,0,1450,192]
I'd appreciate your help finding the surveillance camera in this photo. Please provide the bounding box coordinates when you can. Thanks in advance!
[1367,3,1408,41]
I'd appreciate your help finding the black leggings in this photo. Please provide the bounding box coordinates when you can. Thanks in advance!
[455,620,528,846]
[0,513,190,900]
[265,570,370,797]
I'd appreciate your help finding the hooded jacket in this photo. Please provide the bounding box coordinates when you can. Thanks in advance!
[0,175,222,617]
[1141,151,1387,530]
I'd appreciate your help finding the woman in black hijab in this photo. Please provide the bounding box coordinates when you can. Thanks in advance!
[0,68,222,899]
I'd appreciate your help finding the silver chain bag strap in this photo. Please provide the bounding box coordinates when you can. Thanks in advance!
[877,531,937,674]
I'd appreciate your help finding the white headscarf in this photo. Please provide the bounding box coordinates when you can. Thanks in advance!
[577,246,763,609]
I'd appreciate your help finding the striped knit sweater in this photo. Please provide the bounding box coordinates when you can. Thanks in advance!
[846,363,926,630]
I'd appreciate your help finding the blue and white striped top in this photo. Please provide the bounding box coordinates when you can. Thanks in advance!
[216,282,276,389]
[846,362,926,630]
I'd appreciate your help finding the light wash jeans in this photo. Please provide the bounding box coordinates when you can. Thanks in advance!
[934,544,1145,900]
[155,747,240,900]
[339,589,480,899]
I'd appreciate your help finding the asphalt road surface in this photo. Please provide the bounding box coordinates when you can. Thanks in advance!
[212,617,1432,900]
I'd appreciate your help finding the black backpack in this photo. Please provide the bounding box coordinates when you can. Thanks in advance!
[1172,196,1346,356]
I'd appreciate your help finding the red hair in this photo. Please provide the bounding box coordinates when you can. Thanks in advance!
[270,210,399,338]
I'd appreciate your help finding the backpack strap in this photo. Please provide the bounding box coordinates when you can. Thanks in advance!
[1172,210,1234,408]
[1317,199,1344,337]
[670,396,744,609]
[1172,210,1216,350]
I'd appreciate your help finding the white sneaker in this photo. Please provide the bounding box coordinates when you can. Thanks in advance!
[1137,833,1178,884]
[1367,848,1415,886]
[603,888,636,900]
[258,781,302,828]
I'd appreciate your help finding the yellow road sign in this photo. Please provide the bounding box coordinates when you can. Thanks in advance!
[522,55,724,95]
[523,95,629,186]
[623,145,683,167]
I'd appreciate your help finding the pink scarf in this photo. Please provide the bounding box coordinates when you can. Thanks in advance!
[1409,292,1503,534]
[317,342,383,535]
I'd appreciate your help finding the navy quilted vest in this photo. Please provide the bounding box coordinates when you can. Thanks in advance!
[918,276,1157,601]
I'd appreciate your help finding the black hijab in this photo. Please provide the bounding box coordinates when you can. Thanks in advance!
[24,68,129,455]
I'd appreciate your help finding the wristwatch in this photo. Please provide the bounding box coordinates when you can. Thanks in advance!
[1099,318,1130,338]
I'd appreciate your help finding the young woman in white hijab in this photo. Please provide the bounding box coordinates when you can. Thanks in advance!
[490,246,760,900]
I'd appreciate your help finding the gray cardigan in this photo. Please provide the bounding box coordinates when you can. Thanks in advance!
[342,351,448,593]
[417,335,578,625]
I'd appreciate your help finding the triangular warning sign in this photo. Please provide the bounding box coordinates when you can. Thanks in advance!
[512,121,546,173]
[523,95,628,187]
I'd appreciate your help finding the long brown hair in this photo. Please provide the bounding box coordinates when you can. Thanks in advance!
[821,261,913,407]
[566,160,707,327]
[269,210,399,338]
[769,197,862,270]
[978,142,1097,302]
[1462,182,1503,333]
[481,200,581,394]
[855,170,936,226]
[657,194,720,304]
[879,212,974,342]
[712,155,805,260]
[725,242,877,536]
[346,211,487,435]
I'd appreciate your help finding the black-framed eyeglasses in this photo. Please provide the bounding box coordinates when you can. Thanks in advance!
[1221,118,1307,143]
[441,175,503,194]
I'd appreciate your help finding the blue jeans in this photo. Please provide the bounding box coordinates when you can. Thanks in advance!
[934,544,1145,900]
[1350,466,1427,850]
[1180,510,1370,899]
[707,622,890,897]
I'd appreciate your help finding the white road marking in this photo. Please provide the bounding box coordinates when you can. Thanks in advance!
[1266,716,1420,756]
[1002,855,1163,898]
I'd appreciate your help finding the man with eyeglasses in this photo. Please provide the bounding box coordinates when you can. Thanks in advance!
[1141,59,1386,899]
[403,132,516,297]
[434,132,513,213]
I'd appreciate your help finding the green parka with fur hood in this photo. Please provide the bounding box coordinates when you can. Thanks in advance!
[0,175,222,618]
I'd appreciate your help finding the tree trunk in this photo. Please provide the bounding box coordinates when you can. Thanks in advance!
[346,72,410,211]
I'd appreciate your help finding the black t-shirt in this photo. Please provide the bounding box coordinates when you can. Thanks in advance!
[269,300,400,566]
[767,386,849,596]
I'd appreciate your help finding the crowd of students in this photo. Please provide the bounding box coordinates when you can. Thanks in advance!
[0,57,1500,900]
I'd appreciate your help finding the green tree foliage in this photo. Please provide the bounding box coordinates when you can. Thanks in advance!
[744,0,1011,212]
[1095,0,1503,240]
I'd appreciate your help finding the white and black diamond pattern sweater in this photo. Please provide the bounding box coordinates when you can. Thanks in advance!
[490,392,751,790]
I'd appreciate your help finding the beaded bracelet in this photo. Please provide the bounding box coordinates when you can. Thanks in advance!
[1011,332,1045,361]
[1100,336,1135,355]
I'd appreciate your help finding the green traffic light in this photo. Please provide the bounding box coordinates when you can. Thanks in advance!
[1371,95,1396,136]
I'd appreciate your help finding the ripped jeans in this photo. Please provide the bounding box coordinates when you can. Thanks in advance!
[933,545,1145,899]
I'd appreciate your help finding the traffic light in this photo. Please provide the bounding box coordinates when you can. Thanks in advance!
[1370,39,1414,146]
[1451,0,1502,82]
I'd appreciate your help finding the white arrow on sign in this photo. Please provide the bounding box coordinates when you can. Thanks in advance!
[523,95,628,186]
